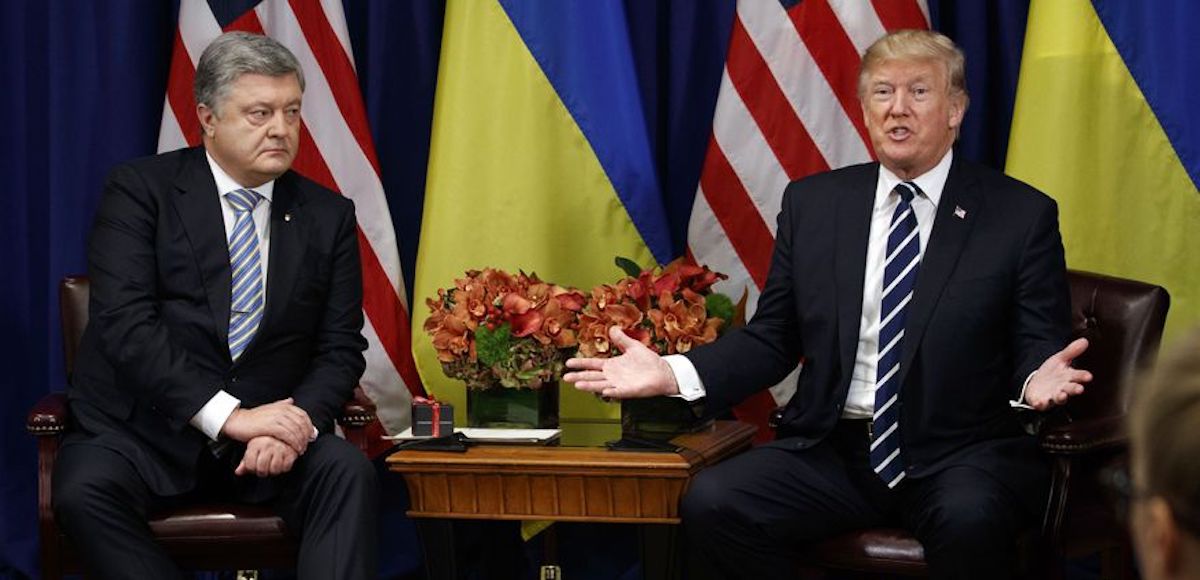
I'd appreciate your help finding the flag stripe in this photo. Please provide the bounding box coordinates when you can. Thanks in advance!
[288,0,383,175]
[826,0,889,55]
[157,96,188,153]
[165,31,202,145]
[358,229,423,390]
[787,0,872,147]
[686,194,763,313]
[737,0,871,170]
[710,72,787,237]
[179,0,223,65]
[726,16,828,181]
[870,0,929,32]
[698,138,775,288]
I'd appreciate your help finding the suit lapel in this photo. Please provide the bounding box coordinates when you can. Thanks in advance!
[172,148,234,354]
[897,157,980,386]
[835,164,879,380]
[258,171,308,339]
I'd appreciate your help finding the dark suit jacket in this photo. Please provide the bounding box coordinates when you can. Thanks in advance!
[686,156,1070,508]
[69,146,368,495]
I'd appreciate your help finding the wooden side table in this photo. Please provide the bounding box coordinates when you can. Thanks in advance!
[387,420,756,579]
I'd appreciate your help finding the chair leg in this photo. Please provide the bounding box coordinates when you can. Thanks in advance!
[40,539,64,580]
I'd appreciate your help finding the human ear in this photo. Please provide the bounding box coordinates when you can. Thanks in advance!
[196,104,216,137]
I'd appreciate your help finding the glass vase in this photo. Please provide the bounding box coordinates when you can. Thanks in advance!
[621,396,712,440]
[467,384,560,429]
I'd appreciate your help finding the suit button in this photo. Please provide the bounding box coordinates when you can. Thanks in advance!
[230,376,239,383]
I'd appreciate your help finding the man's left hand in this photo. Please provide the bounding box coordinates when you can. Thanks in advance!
[235,435,299,477]
[1025,338,1093,411]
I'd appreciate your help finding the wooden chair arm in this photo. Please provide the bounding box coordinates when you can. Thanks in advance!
[338,399,377,429]
[27,392,69,437]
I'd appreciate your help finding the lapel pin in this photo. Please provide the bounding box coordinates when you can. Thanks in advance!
[284,212,293,222]
[954,206,967,219]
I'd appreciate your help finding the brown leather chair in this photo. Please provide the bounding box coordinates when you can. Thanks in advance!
[26,276,379,579]
[783,270,1170,578]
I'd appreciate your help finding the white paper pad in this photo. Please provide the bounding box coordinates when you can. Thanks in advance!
[385,427,561,444]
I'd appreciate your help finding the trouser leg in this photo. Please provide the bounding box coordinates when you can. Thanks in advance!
[903,465,1029,580]
[679,439,887,580]
[53,442,183,580]
[272,434,378,580]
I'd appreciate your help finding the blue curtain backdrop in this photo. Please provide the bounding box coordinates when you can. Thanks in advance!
[1,1,1025,577]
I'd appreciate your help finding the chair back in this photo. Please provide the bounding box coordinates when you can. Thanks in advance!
[59,275,89,379]
[1064,270,1169,421]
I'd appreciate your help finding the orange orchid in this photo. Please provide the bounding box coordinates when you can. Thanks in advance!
[425,268,584,390]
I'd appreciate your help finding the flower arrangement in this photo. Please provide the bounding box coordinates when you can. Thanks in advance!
[576,258,734,358]
[423,268,586,390]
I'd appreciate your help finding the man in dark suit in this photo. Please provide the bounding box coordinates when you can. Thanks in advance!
[566,30,1091,578]
[53,32,375,579]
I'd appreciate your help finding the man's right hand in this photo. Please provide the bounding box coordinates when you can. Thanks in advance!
[564,327,679,399]
[220,397,314,454]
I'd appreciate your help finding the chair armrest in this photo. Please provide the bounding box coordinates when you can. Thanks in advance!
[1038,415,1125,455]
[338,386,377,429]
[27,393,69,437]
[338,399,377,429]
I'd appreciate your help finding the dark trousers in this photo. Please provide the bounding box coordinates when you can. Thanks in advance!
[52,434,378,580]
[680,421,1032,580]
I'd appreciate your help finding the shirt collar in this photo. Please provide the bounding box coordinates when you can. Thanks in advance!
[205,151,275,203]
[875,149,953,210]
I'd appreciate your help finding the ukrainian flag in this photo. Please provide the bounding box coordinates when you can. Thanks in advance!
[1008,0,1200,342]
[413,1,671,419]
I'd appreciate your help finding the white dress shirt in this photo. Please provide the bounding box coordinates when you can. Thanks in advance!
[188,153,275,441]
[669,150,1036,411]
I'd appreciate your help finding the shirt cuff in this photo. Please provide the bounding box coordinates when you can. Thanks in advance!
[189,390,241,441]
[664,355,707,402]
[1009,371,1037,410]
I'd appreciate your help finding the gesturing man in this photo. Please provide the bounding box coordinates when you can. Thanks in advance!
[567,30,1090,579]
[53,32,375,579]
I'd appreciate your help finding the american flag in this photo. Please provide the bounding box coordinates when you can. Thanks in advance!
[688,0,929,441]
[157,0,424,453]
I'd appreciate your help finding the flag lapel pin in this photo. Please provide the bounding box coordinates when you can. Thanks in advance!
[954,206,967,219]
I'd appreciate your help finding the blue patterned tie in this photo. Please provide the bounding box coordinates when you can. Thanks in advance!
[871,181,922,489]
[225,188,264,361]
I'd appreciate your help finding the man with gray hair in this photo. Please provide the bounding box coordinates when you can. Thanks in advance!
[53,31,376,579]
[567,29,1091,578]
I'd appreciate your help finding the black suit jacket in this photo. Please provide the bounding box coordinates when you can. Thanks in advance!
[69,146,367,495]
[686,156,1070,508]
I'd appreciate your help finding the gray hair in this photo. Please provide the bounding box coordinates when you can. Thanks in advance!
[194,31,305,116]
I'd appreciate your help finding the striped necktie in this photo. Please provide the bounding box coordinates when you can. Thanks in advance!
[870,181,922,489]
[225,188,264,361]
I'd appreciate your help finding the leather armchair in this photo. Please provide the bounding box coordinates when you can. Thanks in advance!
[27,276,379,579]
[784,270,1170,578]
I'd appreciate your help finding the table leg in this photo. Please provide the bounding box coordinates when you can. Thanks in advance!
[639,523,682,580]
[416,519,458,580]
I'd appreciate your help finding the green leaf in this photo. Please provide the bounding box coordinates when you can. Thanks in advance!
[614,256,644,278]
[476,323,512,367]
[705,293,735,329]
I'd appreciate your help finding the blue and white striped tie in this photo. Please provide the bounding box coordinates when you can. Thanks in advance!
[225,188,264,361]
[870,181,922,489]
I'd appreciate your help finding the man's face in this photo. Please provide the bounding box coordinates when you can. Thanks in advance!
[198,73,302,187]
[860,58,964,180]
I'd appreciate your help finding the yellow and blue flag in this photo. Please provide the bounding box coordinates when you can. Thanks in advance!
[1008,0,1200,342]
[413,1,671,419]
